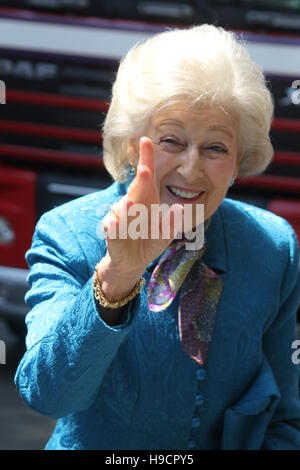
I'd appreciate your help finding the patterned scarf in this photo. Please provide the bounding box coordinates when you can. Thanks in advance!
[148,219,223,366]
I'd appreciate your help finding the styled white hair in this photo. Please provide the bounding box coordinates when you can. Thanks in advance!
[102,24,274,183]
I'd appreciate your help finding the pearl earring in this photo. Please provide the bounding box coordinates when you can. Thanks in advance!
[229,176,235,188]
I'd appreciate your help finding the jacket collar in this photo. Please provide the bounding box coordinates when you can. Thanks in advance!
[117,178,228,274]
[202,203,228,274]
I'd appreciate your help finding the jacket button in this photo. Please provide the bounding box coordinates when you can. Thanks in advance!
[192,416,201,428]
[195,393,204,407]
[196,367,206,381]
[187,438,196,450]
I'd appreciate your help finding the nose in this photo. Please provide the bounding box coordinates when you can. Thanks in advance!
[177,144,205,181]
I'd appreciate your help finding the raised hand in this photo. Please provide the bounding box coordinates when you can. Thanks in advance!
[98,137,183,302]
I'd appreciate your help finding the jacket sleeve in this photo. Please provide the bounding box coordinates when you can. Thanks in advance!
[262,220,300,449]
[14,211,140,419]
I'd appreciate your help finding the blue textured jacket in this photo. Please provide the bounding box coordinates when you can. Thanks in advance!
[15,177,300,450]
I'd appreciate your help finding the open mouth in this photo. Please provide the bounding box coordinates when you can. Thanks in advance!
[167,185,205,202]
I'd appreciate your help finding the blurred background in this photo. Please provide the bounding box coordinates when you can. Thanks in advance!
[0,0,300,450]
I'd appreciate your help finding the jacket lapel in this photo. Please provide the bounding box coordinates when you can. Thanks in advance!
[178,206,227,366]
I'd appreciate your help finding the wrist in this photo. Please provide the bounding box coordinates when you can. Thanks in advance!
[97,255,143,302]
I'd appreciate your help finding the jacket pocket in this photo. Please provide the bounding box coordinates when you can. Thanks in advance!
[221,355,281,450]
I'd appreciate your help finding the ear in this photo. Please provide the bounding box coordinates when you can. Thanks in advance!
[126,138,139,166]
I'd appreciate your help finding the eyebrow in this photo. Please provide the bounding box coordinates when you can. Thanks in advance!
[207,125,234,139]
[156,119,183,127]
[156,120,234,140]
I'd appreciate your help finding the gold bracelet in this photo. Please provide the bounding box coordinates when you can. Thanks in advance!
[93,263,145,309]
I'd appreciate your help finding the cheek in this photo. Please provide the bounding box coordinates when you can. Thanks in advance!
[209,161,234,187]
[154,155,175,187]
[205,168,232,209]
[205,174,224,194]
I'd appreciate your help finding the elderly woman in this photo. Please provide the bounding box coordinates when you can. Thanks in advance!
[15,24,300,450]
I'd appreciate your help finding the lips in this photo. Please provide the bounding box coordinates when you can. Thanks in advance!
[166,185,205,202]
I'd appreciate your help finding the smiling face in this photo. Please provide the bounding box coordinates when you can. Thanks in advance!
[128,102,239,229]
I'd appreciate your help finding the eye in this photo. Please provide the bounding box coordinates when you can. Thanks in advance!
[204,145,229,159]
[160,138,180,146]
[157,138,185,153]
[207,145,228,154]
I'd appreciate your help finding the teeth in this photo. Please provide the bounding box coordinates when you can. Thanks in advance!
[169,186,202,199]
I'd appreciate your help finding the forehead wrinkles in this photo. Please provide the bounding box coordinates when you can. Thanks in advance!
[152,104,236,130]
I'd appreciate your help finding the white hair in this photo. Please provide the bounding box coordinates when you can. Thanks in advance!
[102,24,274,183]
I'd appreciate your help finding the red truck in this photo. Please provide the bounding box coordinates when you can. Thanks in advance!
[0,1,299,334]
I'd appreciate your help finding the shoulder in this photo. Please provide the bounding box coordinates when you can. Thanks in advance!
[219,198,299,298]
[40,180,122,225]
[36,180,127,242]
[28,181,124,278]
[220,197,298,253]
